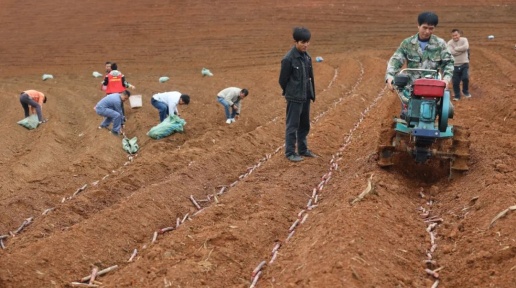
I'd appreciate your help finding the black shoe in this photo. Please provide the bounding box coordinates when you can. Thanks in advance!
[299,150,318,158]
[287,154,304,162]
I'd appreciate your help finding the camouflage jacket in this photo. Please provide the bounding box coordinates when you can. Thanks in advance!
[385,33,454,85]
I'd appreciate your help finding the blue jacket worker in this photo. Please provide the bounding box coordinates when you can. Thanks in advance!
[95,90,130,136]
[151,91,190,122]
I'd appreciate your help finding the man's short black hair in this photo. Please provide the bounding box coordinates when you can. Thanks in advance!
[180,94,190,105]
[123,89,131,97]
[451,28,463,36]
[293,27,311,42]
[241,88,249,96]
[105,61,111,65]
[111,62,118,71]
[418,12,439,26]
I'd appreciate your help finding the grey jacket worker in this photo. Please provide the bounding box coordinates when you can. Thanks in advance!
[279,45,316,157]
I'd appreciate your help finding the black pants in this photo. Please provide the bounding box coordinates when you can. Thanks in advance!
[452,63,470,99]
[285,100,310,157]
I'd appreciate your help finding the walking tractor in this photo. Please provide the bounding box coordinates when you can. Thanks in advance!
[378,68,470,176]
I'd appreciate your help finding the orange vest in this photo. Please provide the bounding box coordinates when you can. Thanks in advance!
[105,73,125,94]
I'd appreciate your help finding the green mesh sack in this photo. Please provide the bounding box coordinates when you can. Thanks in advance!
[17,115,40,130]
[122,137,139,154]
[147,115,186,139]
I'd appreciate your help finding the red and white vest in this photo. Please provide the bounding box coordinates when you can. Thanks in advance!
[105,72,125,94]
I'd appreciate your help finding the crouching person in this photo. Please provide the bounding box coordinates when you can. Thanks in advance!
[95,90,130,136]
[216,87,249,124]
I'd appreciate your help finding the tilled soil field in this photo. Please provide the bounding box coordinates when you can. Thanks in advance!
[0,0,514,287]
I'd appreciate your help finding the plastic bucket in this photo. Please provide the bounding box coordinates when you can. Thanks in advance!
[129,95,142,108]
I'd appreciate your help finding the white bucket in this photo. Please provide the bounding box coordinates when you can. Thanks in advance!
[129,95,142,108]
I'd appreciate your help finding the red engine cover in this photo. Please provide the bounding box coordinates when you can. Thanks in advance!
[413,79,446,97]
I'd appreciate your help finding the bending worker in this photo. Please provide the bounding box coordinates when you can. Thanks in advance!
[216,87,249,124]
[95,90,131,136]
[19,90,48,124]
[151,91,190,122]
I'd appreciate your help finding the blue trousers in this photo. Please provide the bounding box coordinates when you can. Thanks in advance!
[217,96,237,120]
[96,107,123,133]
[285,100,310,157]
[151,98,169,122]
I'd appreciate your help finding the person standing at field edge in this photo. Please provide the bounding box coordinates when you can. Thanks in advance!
[19,90,48,124]
[279,26,318,162]
[447,29,471,101]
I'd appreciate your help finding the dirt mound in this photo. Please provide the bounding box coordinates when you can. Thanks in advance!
[0,0,514,287]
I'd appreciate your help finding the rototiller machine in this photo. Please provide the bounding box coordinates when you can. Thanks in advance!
[378,68,470,176]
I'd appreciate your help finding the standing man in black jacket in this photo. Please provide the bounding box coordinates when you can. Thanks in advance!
[279,27,317,162]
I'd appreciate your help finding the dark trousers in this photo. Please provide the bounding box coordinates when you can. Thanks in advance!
[452,63,470,99]
[19,93,43,121]
[285,100,310,157]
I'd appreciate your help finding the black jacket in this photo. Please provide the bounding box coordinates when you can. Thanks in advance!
[279,46,316,103]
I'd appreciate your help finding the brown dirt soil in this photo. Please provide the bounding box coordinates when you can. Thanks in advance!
[0,0,515,287]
